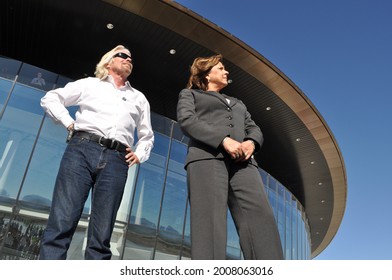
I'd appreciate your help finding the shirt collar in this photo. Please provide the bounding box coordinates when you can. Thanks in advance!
[102,75,132,90]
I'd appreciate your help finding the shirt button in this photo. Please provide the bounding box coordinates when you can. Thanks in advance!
[228,116,232,120]
[226,107,231,111]
[229,124,234,128]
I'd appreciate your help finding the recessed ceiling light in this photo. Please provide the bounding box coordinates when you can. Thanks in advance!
[266,106,271,111]
[296,138,301,142]
[310,161,315,165]
[107,23,114,29]
[321,200,325,203]
[169,49,176,54]
[318,182,323,186]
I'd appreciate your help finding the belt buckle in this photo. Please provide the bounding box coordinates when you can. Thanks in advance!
[99,136,119,150]
[110,140,118,150]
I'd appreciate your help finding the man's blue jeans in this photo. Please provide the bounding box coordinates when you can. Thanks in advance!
[39,135,129,260]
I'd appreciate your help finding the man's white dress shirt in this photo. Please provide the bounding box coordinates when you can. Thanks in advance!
[41,76,154,163]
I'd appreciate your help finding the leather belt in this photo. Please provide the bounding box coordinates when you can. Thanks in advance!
[73,131,127,152]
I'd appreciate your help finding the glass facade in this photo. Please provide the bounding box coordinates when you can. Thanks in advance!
[0,57,311,260]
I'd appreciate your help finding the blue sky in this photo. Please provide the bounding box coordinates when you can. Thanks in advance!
[175,0,392,259]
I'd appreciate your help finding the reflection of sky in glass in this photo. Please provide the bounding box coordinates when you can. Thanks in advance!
[0,79,13,107]
[0,81,79,207]
[7,85,44,113]
[0,57,21,80]
[0,84,46,198]
[129,140,168,228]
[158,169,187,234]
[20,117,67,200]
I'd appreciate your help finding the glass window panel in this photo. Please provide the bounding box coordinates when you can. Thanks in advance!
[0,79,14,111]
[125,161,165,259]
[55,75,73,88]
[268,176,277,192]
[130,141,168,227]
[297,209,303,259]
[123,224,155,260]
[6,84,44,114]
[306,229,311,259]
[226,210,241,260]
[156,142,188,232]
[124,134,169,260]
[172,122,189,144]
[17,64,57,91]
[267,179,277,220]
[259,169,268,187]
[276,184,285,249]
[156,138,187,260]
[150,132,171,158]
[180,201,191,260]
[151,113,173,137]
[0,57,21,80]
[267,187,277,221]
[304,215,310,259]
[169,139,187,164]
[115,165,139,223]
[17,116,67,211]
[302,221,307,259]
[284,191,292,259]
[0,87,45,200]
[16,94,85,214]
[155,160,188,259]
[291,199,298,260]
[155,232,183,260]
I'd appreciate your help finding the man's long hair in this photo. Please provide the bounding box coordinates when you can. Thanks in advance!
[94,45,129,79]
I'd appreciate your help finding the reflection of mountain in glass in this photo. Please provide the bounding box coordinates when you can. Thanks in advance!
[0,189,9,197]
[129,216,155,228]
[0,195,90,213]
[22,195,52,206]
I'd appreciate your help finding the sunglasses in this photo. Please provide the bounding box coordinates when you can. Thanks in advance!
[112,52,132,60]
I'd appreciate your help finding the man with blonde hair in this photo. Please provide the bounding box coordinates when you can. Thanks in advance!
[39,45,154,260]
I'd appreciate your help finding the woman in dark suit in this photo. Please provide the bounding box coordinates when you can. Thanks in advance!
[177,54,283,260]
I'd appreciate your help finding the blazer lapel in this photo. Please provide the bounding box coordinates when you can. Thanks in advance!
[222,93,238,108]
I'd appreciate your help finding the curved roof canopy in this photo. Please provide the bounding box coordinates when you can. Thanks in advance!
[0,0,347,257]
